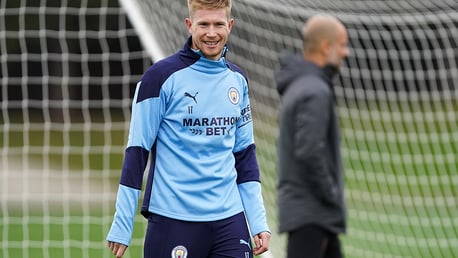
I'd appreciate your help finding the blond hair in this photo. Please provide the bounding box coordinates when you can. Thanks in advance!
[187,0,232,18]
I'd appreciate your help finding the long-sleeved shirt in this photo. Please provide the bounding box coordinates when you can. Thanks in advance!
[107,37,269,246]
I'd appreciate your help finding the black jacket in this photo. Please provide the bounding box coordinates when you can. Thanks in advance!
[276,51,346,234]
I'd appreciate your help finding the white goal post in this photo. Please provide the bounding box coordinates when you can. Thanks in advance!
[118,0,166,62]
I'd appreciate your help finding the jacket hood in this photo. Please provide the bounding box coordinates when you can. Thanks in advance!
[275,50,338,95]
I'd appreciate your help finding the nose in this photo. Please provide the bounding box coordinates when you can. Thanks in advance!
[206,31,217,37]
[344,47,350,57]
[206,25,218,37]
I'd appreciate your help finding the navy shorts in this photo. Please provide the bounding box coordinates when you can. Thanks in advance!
[143,212,253,258]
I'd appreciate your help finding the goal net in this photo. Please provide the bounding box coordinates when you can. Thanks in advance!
[1,0,151,257]
[1,0,457,258]
[120,0,457,257]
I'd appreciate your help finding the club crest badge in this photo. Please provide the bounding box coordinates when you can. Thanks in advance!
[228,87,240,105]
[171,245,188,258]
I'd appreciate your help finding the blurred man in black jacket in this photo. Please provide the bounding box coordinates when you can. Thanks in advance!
[275,14,350,258]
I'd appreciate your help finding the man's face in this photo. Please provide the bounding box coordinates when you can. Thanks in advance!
[326,25,350,69]
[185,8,234,60]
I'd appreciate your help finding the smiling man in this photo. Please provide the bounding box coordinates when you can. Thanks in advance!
[185,1,233,60]
[106,0,271,257]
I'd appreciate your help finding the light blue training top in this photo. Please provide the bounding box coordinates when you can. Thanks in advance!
[106,37,269,246]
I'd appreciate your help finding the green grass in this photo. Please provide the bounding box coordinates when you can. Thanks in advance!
[0,212,147,258]
[337,98,458,258]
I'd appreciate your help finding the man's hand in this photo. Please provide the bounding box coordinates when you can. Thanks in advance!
[253,231,271,255]
[107,241,127,258]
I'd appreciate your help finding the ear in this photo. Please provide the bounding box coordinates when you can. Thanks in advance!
[185,18,192,34]
[320,40,331,56]
[228,18,234,31]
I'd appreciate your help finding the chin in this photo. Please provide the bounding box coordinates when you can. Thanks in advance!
[203,50,221,59]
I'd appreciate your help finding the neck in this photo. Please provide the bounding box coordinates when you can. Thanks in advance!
[303,52,325,67]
